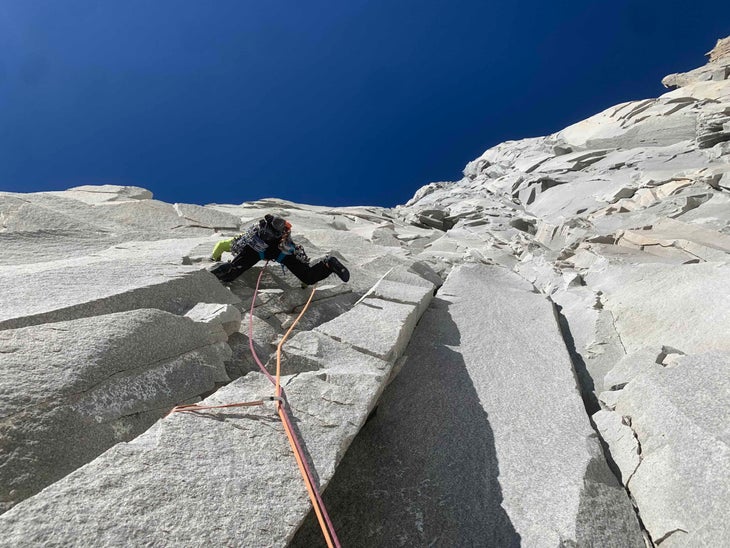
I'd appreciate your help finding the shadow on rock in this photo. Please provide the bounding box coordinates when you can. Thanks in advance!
[290,297,520,547]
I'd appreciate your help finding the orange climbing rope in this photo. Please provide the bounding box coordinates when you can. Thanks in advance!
[272,286,341,548]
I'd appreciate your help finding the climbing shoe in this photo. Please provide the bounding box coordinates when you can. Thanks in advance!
[325,256,350,282]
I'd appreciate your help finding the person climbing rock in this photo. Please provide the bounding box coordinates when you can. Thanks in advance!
[210,214,350,285]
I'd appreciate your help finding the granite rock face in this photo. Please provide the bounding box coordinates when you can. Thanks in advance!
[597,352,730,547]
[0,309,231,513]
[2,37,729,547]
[293,265,643,547]
[0,184,441,545]
[393,36,730,546]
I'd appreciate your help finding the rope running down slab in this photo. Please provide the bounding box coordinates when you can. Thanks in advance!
[170,263,340,547]
[248,264,341,548]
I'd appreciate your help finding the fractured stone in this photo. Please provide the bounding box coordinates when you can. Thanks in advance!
[0,309,231,514]
[610,352,730,546]
[0,331,393,546]
[293,264,644,547]
[0,260,239,331]
[315,296,425,363]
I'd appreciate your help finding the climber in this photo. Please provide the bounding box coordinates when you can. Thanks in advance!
[210,214,350,285]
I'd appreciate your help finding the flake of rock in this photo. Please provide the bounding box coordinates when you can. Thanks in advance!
[618,217,730,261]
[662,39,730,88]
[275,291,360,333]
[550,286,627,406]
[185,303,242,336]
[534,219,592,250]
[357,254,444,289]
[527,177,609,219]
[580,309,628,396]
[292,264,643,547]
[557,99,698,150]
[663,81,730,104]
[357,267,435,316]
[315,295,428,363]
[593,409,641,486]
[532,149,610,173]
[0,323,395,546]
[572,241,693,268]
[514,252,562,294]
[0,258,239,331]
[174,203,243,230]
[612,180,703,212]
[612,352,730,546]
[598,389,623,410]
[603,347,664,390]
[512,151,553,173]
[281,329,390,379]
[696,109,730,148]
[641,191,730,233]
[0,309,230,513]
[49,185,153,204]
[709,36,730,63]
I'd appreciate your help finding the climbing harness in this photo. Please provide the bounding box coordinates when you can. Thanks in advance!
[168,262,341,548]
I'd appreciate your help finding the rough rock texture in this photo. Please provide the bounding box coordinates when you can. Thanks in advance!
[0,183,441,541]
[390,36,730,546]
[0,309,231,513]
[597,353,730,547]
[2,36,730,547]
[709,37,730,63]
[0,261,434,546]
[293,264,643,547]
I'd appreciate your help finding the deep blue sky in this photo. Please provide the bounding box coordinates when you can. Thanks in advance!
[1,2,729,207]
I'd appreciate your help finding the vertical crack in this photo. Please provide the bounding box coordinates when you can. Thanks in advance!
[551,300,599,414]
[621,415,644,486]
[655,528,688,545]
[551,298,654,546]
[597,292,627,355]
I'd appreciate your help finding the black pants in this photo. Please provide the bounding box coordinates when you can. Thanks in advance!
[212,245,331,285]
